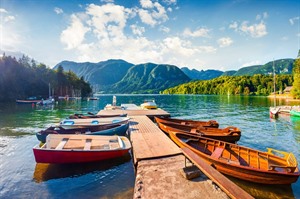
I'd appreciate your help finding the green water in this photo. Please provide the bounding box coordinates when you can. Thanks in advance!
[0,95,299,199]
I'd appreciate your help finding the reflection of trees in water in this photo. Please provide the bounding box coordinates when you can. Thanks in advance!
[33,153,132,183]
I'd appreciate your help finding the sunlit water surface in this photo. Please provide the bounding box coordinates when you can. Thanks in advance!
[0,95,299,199]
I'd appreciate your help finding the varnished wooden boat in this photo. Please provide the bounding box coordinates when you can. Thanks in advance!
[169,130,300,184]
[33,134,131,164]
[68,112,127,119]
[157,121,241,143]
[154,116,219,128]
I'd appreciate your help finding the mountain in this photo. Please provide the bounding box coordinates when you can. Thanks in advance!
[182,59,295,80]
[113,63,190,93]
[54,60,190,94]
[181,67,223,80]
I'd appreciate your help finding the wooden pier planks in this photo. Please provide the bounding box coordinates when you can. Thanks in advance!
[182,147,254,199]
[129,115,181,164]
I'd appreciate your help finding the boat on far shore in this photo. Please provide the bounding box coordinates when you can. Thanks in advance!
[16,99,41,104]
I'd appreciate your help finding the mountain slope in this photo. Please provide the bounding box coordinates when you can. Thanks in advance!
[181,67,223,80]
[113,63,191,93]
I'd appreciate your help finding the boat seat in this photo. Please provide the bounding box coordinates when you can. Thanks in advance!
[55,138,68,150]
[84,139,92,150]
[190,129,197,133]
[211,147,225,159]
[268,164,296,173]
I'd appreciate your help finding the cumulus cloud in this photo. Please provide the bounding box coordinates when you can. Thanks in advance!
[54,7,63,14]
[138,1,169,26]
[60,14,90,49]
[130,24,145,36]
[183,28,210,38]
[218,37,233,47]
[229,20,267,38]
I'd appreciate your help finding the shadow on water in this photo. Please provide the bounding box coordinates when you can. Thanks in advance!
[33,153,132,183]
[226,175,295,199]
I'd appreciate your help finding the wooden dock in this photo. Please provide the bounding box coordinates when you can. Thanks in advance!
[98,105,253,198]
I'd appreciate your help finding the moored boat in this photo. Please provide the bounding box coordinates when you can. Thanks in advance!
[168,130,300,184]
[140,99,157,109]
[68,112,127,119]
[155,116,219,128]
[33,134,132,164]
[36,122,129,143]
[16,99,41,104]
[157,121,241,143]
[290,109,300,117]
[60,117,130,129]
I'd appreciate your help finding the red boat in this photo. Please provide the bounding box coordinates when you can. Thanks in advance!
[33,134,131,164]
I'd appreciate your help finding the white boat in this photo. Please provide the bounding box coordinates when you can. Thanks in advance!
[37,97,55,106]
[60,117,130,129]
[140,99,157,109]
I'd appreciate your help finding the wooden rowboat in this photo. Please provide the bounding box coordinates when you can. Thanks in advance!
[68,112,127,119]
[154,116,219,128]
[168,130,300,184]
[157,121,241,143]
[33,134,131,164]
[36,122,129,143]
[60,117,130,129]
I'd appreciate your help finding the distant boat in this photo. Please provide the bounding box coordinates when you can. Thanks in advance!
[140,99,157,109]
[36,122,129,143]
[33,134,132,164]
[16,99,41,104]
[37,97,55,106]
[59,117,130,129]
[269,60,279,118]
[168,130,300,184]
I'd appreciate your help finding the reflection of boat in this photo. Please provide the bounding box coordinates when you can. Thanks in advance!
[169,130,300,184]
[33,134,132,164]
[59,117,130,129]
[33,153,131,182]
[140,99,157,109]
[157,120,241,143]
[36,122,129,143]
[155,116,219,128]
[290,110,300,117]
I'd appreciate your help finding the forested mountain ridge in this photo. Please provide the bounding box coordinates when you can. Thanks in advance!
[182,59,294,80]
[55,60,190,93]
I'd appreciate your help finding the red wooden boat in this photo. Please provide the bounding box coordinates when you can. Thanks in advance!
[154,116,219,128]
[33,134,131,164]
[156,119,241,143]
[168,130,300,184]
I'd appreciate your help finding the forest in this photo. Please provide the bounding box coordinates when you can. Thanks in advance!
[162,57,300,98]
[0,54,92,102]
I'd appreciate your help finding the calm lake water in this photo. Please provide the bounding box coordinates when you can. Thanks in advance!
[0,94,299,199]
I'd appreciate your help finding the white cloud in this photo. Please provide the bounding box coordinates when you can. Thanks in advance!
[289,16,300,25]
[160,25,170,33]
[4,15,15,22]
[54,7,63,14]
[163,0,177,5]
[183,28,210,38]
[130,24,145,36]
[230,20,267,38]
[256,12,268,20]
[140,0,154,9]
[218,37,233,47]
[60,14,90,49]
[0,8,8,13]
[138,1,169,26]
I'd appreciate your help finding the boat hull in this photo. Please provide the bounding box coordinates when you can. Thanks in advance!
[155,116,219,128]
[169,131,300,184]
[36,122,129,143]
[290,110,300,117]
[33,148,130,164]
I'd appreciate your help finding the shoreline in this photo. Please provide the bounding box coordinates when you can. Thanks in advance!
[267,94,300,102]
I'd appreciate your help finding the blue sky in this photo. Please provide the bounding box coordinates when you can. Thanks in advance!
[1,0,299,71]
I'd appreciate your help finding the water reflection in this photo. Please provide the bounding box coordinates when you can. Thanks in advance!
[33,153,132,183]
[227,176,295,199]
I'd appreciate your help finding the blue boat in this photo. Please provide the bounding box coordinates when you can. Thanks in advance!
[36,122,129,143]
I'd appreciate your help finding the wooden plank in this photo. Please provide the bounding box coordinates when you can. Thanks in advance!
[130,116,181,164]
[55,138,68,150]
[182,147,254,199]
[84,139,92,150]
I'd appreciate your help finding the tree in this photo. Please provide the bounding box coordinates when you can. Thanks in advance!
[291,58,300,99]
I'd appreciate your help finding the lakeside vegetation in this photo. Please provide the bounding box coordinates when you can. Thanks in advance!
[162,56,300,99]
[0,54,92,102]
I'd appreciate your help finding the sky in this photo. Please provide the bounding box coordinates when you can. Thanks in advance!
[0,0,300,71]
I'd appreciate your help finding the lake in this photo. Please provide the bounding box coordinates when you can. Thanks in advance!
[0,94,299,199]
